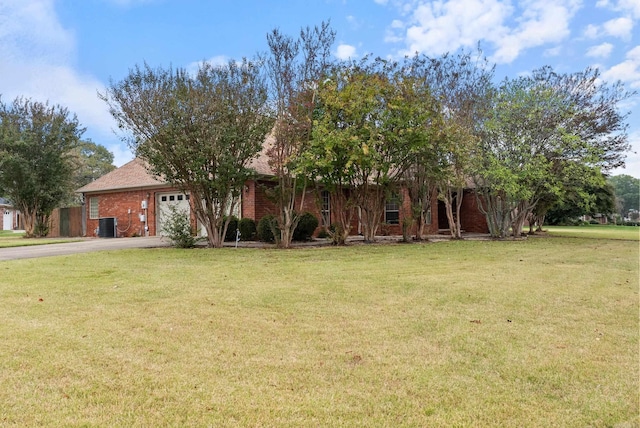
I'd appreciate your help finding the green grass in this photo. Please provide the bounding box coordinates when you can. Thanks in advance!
[544,224,640,240]
[0,230,81,247]
[0,238,638,427]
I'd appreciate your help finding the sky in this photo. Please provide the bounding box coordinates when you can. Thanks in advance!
[1,0,639,178]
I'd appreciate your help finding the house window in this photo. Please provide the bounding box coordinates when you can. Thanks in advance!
[385,196,400,225]
[89,197,99,219]
[321,190,330,226]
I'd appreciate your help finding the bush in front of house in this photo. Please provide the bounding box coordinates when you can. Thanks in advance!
[257,214,278,243]
[238,218,257,241]
[224,216,239,242]
[293,212,318,241]
[162,204,199,248]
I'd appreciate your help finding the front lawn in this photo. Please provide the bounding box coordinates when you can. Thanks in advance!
[544,224,640,240]
[0,238,637,427]
[0,230,81,248]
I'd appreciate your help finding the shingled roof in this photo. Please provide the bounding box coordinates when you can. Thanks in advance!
[76,158,166,193]
[77,137,276,194]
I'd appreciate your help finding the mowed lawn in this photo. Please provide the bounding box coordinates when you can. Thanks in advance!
[545,224,640,241]
[0,230,81,248]
[0,238,637,427]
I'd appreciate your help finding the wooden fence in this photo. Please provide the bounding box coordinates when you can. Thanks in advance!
[48,207,83,237]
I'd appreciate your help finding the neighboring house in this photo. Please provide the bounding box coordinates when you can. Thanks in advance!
[77,150,488,238]
[0,197,22,231]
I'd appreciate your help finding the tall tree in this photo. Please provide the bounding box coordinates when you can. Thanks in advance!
[0,97,84,237]
[306,58,421,243]
[64,139,116,205]
[608,174,640,217]
[475,67,632,238]
[415,50,495,239]
[72,139,116,190]
[264,21,335,248]
[100,60,274,248]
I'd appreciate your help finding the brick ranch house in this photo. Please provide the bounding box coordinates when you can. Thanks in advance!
[77,150,488,238]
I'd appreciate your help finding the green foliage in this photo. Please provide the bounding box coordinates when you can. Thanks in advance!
[292,212,318,241]
[100,59,273,248]
[0,97,84,237]
[257,214,279,243]
[265,21,336,249]
[475,66,632,238]
[161,204,199,248]
[223,216,239,242]
[238,217,257,241]
[608,174,640,217]
[72,139,116,190]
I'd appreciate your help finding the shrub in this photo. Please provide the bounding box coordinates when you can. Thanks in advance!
[224,216,239,242]
[316,228,330,239]
[257,214,278,243]
[589,219,600,225]
[293,212,319,241]
[161,205,199,248]
[238,218,257,241]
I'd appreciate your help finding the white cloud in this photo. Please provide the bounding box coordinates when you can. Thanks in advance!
[187,55,229,75]
[335,43,357,60]
[491,0,580,63]
[602,17,634,40]
[586,42,614,58]
[394,0,580,64]
[402,0,511,56]
[596,0,640,19]
[584,24,600,39]
[0,0,132,166]
[544,46,562,57]
[601,46,640,88]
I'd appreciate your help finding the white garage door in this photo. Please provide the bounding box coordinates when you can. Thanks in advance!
[3,210,12,231]
[156,192,190,236]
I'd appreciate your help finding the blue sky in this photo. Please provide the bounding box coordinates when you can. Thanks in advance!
[1,0,639,177]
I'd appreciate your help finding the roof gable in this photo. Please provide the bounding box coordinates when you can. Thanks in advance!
[77,135,277,194]
[76,158,166,193]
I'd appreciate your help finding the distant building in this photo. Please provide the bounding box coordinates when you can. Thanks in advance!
[0,198,22,231]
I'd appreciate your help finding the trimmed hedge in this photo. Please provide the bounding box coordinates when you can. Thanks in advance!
[293,212,319,241]
[257,214,278,243]
[238,218,257,241]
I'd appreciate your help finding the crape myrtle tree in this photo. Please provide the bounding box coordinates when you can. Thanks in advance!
[417,50,495,239]
[264,21,335,248]
[306,58,421,243]
[544,169,617,225]
[528,163,608,231]
[396,56,442,241]
[475,66,632,238]
[101,60,274,248]
[0,97,84,237]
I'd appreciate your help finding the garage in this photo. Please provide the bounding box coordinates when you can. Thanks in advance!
[156,191,190,236]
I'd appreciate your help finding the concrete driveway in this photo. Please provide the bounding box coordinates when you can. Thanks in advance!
[0,237,169,261]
